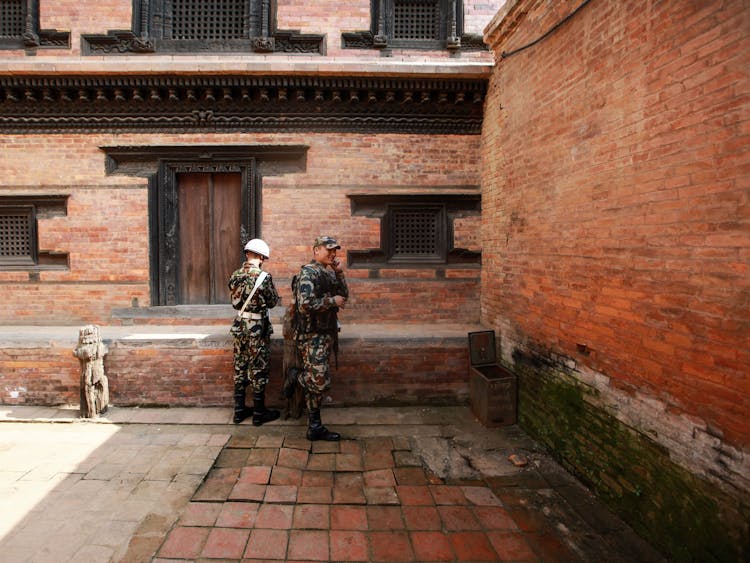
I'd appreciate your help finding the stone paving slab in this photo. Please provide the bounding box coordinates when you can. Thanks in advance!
[0,405,666,562]
[0,419,229,562]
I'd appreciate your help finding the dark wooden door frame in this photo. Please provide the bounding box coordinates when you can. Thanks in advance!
[101,145,308,306]
[157,161,255,305]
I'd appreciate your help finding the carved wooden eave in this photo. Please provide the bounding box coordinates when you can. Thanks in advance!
[0,74,487,135]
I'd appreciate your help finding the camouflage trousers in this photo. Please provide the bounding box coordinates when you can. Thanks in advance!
[296,333,334,411]
[232,332,271,393]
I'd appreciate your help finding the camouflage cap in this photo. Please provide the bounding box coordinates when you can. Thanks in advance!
[313,235,341,249]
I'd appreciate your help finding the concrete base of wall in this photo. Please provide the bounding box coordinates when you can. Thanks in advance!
[0,323,484,408]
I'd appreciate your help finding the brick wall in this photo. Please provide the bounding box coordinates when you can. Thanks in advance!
[0,345,80,405]
[0,331,470,407]
[0,131,481,325]
[483,0,749,559]
[2,0,498,325]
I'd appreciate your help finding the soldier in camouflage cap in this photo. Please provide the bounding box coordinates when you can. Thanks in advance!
[293,235,349,441]
[228,238,281,425]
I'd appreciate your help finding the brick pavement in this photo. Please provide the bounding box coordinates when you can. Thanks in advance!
[0,405,665,563]
[155,433,537,562]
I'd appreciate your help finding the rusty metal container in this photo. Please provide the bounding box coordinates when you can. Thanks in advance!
[468,330,517,426]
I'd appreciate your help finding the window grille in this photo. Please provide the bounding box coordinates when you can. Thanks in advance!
[0,0,24,39]
[392,208,439,255]
[388,204,446,262]
[171,0,249,40]
[393,0,439,41]
[0,206,35,265]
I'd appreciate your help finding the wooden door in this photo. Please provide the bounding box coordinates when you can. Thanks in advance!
[177,173,242,304]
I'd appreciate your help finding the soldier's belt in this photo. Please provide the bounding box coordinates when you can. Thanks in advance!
[239,312,265,320]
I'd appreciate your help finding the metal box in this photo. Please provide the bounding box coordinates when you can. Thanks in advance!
[468,331,517,427]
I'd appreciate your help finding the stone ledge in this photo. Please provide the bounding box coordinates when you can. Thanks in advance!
[0,57,494,78]
[0,322,487,347]
[0,323,487,407]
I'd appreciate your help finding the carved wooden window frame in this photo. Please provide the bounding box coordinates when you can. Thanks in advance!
[82,0,325,55]
[0,196,68,270]
[342,0,486,53]
[101,145,308,306]
[0,0,70,51]
[148,160,259,306]
[348,194,481,268]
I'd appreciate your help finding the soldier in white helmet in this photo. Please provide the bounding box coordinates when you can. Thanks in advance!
[228,238,280,425]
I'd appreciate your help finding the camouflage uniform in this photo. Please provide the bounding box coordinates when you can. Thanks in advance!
[229,262,280,394]
[294,260,349,411]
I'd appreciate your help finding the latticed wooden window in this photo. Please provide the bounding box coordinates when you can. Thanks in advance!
[393,0,440,41]
[388,205,446,262]
[170,0,249,40]
[342,0,472,52]
[0,0,24,39]
[347,195,479,268]
[0,206,36,265]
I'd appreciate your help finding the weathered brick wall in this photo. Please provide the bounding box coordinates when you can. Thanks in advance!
[0,132,481,325]
[483,0,749,560]
[0,332,469,407]
[0,345,80,405]
[513,351,748,563]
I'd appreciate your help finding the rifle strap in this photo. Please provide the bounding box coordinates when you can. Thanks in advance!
[238,271,268,317]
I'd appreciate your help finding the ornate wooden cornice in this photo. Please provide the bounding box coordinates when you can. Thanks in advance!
[102,145,309,177]
[0,75,486,134]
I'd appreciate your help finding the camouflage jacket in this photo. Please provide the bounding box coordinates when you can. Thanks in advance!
[294,260,349,335]
[228,262,280,315]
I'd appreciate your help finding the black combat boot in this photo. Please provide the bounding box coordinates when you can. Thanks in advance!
[233,383,253,424]
[252,391,280,426]
[306,408,341,441]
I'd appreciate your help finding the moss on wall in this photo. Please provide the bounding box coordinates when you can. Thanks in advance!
[512,349,750,563]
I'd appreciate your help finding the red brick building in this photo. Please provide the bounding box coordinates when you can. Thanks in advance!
[0,0,497,405]
[1,0,748,558]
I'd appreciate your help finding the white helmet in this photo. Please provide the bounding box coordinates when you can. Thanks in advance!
[244,238,270,259]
